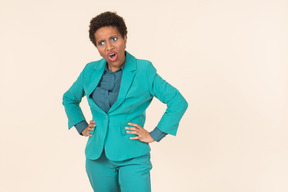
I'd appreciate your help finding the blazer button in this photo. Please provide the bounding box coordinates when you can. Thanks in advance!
[106,116,108,119]
[121,123,126,135]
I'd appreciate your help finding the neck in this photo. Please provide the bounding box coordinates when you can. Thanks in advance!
[108,65,121,72]
[107,55,126,72]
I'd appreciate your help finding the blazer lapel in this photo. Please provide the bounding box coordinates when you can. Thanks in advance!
[85,59,106,114]
[86,59,106,98]
[108,52,137,113]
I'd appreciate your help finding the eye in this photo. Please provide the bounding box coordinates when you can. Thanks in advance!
[98,41,105,46]
[111,37,118,42]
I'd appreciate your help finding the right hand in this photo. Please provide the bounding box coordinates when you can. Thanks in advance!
[81,120,95,137]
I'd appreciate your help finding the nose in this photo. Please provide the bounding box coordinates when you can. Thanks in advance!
[106,41,114,52]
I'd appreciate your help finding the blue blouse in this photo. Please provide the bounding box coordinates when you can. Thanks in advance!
[75,62,167,142]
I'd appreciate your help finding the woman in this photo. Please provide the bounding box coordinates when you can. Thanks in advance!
[62,11,188,192]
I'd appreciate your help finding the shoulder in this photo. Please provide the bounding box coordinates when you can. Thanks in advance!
[81,58,106,74]
[130,53,156,73]
[136,59,157,74]
[86,59,105,69]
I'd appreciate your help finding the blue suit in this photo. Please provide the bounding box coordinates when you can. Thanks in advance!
[62,51,188,191]
[63,51,188,161]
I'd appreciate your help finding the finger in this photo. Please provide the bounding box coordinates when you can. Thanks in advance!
[89,120,95,124]
[126,131,137,134]
[125,127,137,131]
[128,122,140,128]
[89,125,95,129]
[130,136,139,140]
[88,127,94,131]
[84,132,92,137]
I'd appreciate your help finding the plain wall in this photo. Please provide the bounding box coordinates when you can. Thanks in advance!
[0,0,287,191]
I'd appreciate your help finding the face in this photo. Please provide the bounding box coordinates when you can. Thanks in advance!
[94,26,127,71]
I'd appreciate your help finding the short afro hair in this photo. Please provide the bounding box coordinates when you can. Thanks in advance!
[89,11,127,47]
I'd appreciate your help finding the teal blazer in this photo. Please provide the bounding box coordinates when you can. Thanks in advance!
[62,52,188,161]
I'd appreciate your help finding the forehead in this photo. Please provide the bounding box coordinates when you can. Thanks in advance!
[94,26,121,41]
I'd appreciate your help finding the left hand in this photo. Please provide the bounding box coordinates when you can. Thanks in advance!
[125,122,155,143]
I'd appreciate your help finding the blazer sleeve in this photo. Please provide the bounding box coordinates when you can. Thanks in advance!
[62,65,87,129]
[147,62,188,136]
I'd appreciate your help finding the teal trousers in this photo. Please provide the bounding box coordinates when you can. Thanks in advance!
[86,150,152,192]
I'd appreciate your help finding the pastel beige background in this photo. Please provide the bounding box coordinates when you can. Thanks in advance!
[1,0,288,191]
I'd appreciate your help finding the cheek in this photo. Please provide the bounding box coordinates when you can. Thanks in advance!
[97,48,106,57]
[119,42,126,51]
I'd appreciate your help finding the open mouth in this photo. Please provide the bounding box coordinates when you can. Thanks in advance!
[108,52,117,62]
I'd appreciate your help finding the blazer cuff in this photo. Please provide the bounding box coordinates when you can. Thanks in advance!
[150,127,167,142]
[74,120,88,135]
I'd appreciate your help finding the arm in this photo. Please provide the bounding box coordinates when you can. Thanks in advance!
[147,63,188,136]
[62,65,87,129]
[126,62,187,142]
